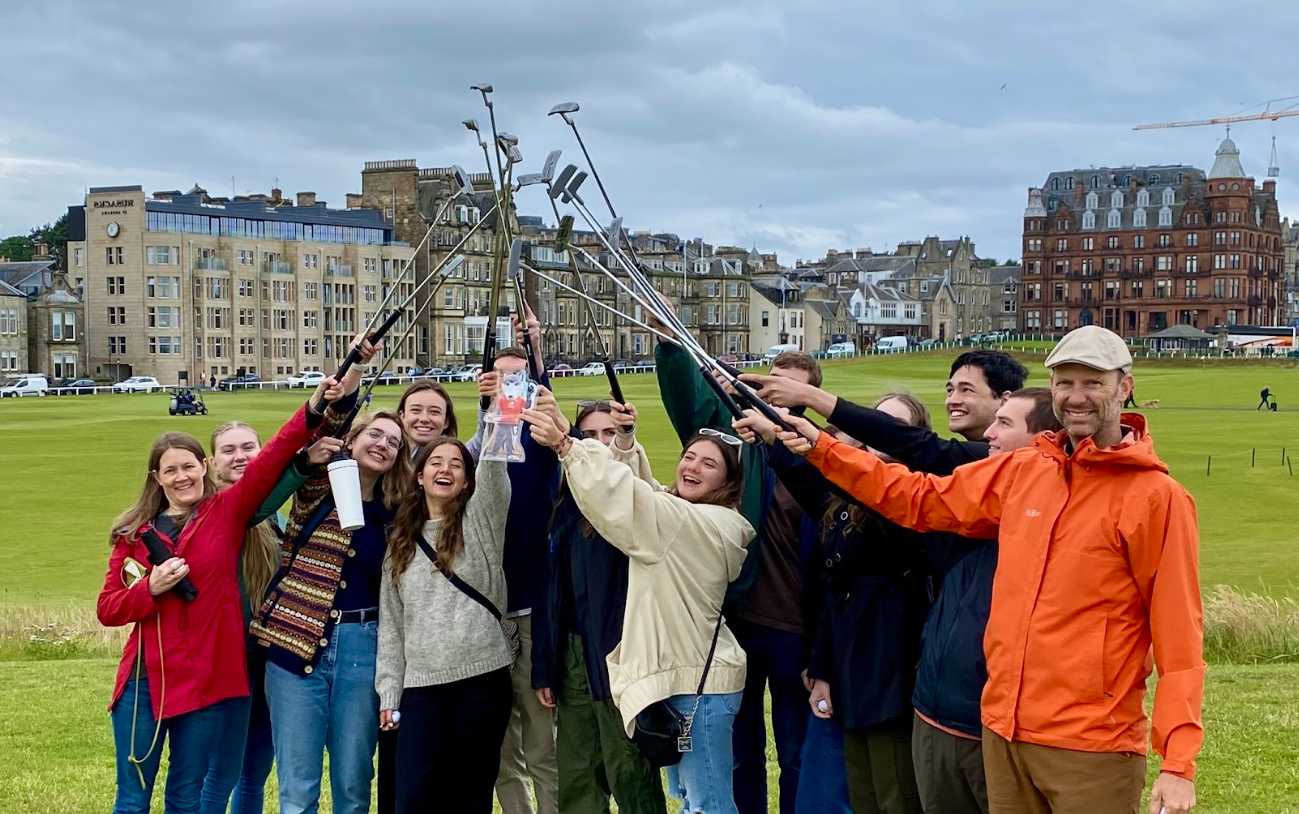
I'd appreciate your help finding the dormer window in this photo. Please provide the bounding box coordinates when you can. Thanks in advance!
[1133,209,1147,227]
[1110,190,1124,208]
[1136,189,1150,207]
[1051,178,1061,191]
[1107,209,1121,229]
[1082,211,1096,230]
[1162,188,1175,206]
[1158,206,1173,226]
[1085,192,1099,210]
[1065,177,1075,190]
[1091,175,1101,189]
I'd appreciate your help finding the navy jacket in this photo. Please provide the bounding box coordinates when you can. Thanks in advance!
[828,399,993,738]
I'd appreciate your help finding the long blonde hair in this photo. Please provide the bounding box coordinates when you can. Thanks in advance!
[110,433,218,543]
[346,410,413,509]
[210,421,282,612]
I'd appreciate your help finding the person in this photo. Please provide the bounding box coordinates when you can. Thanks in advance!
[97,375,347,814]
[524,401,755,814]
[532,399,667,814]
[778,326,1205,814]
[735,395,933,814]
[742,350,1029,814]
[1123,391,1137,409]
[1258,387,1271,410]
[199,422,335,814]
[656,336,820,814]
[251,348,412,814]
[398,379,461,455]
[377,436,513,814]
[210,373,217,390]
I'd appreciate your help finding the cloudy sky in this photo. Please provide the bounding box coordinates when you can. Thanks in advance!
[3,0,1298,264]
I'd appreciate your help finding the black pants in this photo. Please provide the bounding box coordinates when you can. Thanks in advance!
[377,728,398,814]
[395,668,513,814]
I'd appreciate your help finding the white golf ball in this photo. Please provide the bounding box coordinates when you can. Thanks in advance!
[817,700,828,713]
[391,711,401,723]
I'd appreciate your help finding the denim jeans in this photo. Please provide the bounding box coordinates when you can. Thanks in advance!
[200,649,275,814]
[663,691,743,814]
[729,618,808,814]
[795,713,853,814]
[265,619,380,814]
[111,676,246,814]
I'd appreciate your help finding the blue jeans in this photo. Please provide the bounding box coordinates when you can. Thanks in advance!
[265,619,380,814]
[201,651,275,814]
[795,713,853,814]
[664,691,743,814]
[729,618,808,814]
[110,676,246,814]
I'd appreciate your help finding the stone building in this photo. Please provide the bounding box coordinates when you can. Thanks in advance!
[750,277,804,352]
[987,264,1022,333]
[801,285,852,350]
[67,184,415,384]
[27,263,85,380]
[1021,136,1285,337]
[897,236,989,336]
[0,279,27,374]
[848,282,924,341]
[1284,218,1299,323]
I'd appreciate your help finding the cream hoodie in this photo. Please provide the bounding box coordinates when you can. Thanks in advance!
[560,437,754,736]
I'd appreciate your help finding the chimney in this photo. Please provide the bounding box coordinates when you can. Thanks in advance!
[1264,179,1276,195]
[34,243,51,260]
[271,187,283,205]
[346,193,362,209]
[296,191,317,207]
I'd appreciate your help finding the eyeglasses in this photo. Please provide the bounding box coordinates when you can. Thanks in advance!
[700,428,743,448]
[363,427,403,451]
[577,400,612,411]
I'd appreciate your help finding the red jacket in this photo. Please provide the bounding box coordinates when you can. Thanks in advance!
[807,415,1205,779]
[98,405,315,720]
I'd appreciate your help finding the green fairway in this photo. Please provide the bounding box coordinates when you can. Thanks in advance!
[2,351,1297,608]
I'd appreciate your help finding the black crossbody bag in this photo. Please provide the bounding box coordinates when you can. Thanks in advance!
[630,614,725,768]
[415,537,520,663]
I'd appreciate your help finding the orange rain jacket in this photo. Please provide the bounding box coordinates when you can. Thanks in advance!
[806,414,1204,779]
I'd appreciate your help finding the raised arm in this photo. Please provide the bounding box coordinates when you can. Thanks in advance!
[464,455,512,560]
[655,340,726,444]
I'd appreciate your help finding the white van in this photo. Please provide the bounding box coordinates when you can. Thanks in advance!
[875,336,909,352]
[763,343,800,363]
[825,342,857,358]
[0,374,50,397]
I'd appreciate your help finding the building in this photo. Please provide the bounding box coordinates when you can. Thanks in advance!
[847,282,924,341]
[1284,218,1298,323]
[801,285,853,350]
[68,184,416,384]
[28,265,84,379]
[987,264,1022,332]
[0,279,27,374]
[1021,136,1285,337]
[750,277,804,352]
[896,237,989,337]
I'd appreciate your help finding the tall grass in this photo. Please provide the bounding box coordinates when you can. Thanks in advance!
[1202,585,1299,664]
[0,601,124,661]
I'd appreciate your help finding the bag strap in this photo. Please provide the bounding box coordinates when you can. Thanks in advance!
[415,536,503,621]
[695,612,725,696]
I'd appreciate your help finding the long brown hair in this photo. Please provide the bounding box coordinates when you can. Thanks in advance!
[822,392,931,538]
[398,380,459,439]
[571,402,615,539]
[347,410,413,509]
[387,437,477,581]
[671,433,745,509]
[110,432,218,543]
[209,421,282,612]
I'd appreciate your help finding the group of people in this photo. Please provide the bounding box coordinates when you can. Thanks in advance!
[99,314,1204,814]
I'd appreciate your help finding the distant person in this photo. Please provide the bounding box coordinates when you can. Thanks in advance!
[1259,387,1271,410]
[210,374,217,390]
[1123,391,1137,409]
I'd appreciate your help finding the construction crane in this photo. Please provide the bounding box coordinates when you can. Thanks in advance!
[1134,96,1299,178]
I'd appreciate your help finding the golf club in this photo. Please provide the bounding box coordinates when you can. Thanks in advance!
[505,237,541,381]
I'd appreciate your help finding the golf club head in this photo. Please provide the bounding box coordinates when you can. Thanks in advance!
[498,132,519,146]
[607,216,624,244]
[566,171,589,205]
[507,145,523,164]
[506,238,524,282]
[550,165,578,200]
[463,119,480,132]
[450,164,474,195]
[442,254,466,276]
[548,102,580,116]
[470,84,494,93]
[513,173,543,192]
[541,150,562,183]
[555,215,574,253]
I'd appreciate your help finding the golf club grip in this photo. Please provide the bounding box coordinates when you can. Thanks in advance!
[480,332,497,411]
[699,364,744,419]
[732,379,796,433]
[604,361,625,404]
[521,333,541,382]
[334,346,364,380]
[717,360,742,379]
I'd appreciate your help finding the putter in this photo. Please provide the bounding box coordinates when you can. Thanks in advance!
[505,237,541,380]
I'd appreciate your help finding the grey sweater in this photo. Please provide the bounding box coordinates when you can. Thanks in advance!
[376,456,511,709]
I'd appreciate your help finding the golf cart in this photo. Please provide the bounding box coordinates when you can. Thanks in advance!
[169,388,208,416]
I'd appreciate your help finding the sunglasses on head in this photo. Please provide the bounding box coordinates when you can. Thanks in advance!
[700,427,743,448]
[577,400,612,411]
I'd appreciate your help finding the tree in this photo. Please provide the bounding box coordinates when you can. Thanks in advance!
[1003,258,1020,265]
[0,235,34,262]
[30,213,69,270]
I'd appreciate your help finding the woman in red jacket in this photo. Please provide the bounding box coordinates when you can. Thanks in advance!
[98,342,374,814]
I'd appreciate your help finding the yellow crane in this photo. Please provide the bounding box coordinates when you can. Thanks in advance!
[1134,97,1299,178]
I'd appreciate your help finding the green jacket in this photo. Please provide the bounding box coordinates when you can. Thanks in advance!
[655,341,773,609]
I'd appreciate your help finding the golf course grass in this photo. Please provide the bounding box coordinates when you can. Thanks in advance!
[2,349,1298,812]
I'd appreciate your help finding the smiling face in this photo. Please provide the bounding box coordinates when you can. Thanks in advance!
[1050,363,1131,446]
[351,417,404,475]
[154,448,208,510]
[418,442,468,506]
[494,355,527,376]
[210,427,261,484]
[984,397,1037,455]
[401,389,450,447]
[578,410,618,447]
[674,440,729,502]
[945,365,1004,440]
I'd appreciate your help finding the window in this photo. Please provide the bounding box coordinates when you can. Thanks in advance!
[1216,212,1227,224]
[1107,209,1121,229]
[1158,207,1173,226]
[108,336,127,354]
[51,312,75,341]
[1131,281,1144,298]
[1185,256,1199,274]
[1230,254,1241,270]
[1111,190,1124,208]
[1027,239,1042,252]
[1230,278,1241,298]
[1066,177,1075,190]
[304,338,319,356]
[238,250,254,266]
[208,278,228,299]
[1090,175,1100,189]
[147,306,181,329]
[206,337,229,358]
[363,285,377,303]
[1136,189,1150,207]
[1213,254,1226,269]
[1082,237,1094,250]
[1158,234,1172,248]
[0,350,18,370]
[1106,281,1119,300]
[1186,233,1198,247]
[1082,211,1096,230]
[1214,278,1226,297]
[1156,256,1173,271]
[1185,279,1198,298]
[207,307,230,329]
[1133,234,1145,249]
[1055,238,1068,251]
[1025,282,1042,301]
[303,253,318,269]
[146,246,179,265]
[1080,259,1094,275]
[1085,192,1099,210]
[1230,231,1242,246]
[1133,209,1147,228]
[1025,309,1041,328]
[1162,188,1175,206]
[302,281,318,300]
[1156,280,1171,299]
[107,306,126,325]
[148,336,182,355]
[0,308,16,334]
[1053,309,1068,328]
[1133,258,1145,273]
[105,247,123,265]
[303,310,318,328]
[74,247,84,267]
[1227,310,1237,325]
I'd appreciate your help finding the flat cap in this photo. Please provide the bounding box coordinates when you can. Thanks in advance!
[1044,326,1132,373]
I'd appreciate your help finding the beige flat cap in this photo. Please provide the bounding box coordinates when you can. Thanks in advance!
[1044,326,1132,373]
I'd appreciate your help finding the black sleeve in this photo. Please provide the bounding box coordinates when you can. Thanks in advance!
[828,398,989,476]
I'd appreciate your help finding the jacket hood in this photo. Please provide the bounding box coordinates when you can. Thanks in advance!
[698,504,754,582]
[1033,413,1169,474]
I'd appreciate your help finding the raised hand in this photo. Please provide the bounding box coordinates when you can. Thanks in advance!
[522,408,569,451]
[732,408,780,446]
[534,387,571,435]
[610,400,637,433]
[306,436,346,465]
[477,371,499,402]
[739,373,835,416]
[775,414,821,457]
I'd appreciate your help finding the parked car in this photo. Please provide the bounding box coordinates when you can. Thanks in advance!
[874,336,909,352]
[452,364,483,382]
[113,376,164,393]
[612,361,633,373]
[717,355,739,366]
[578,362,606,376]
[825,342,857,358]
[286,370,326,389]
[421,367,450,381]
[218,374,261,391]
[0,374,50,397]
[763,343,800,363]
[633,360,655,372]
[51,378,98,396]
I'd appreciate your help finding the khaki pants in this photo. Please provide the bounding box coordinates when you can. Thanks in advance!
[495,614,559,814]
[843,714,923,814]
[981,727,1146,814]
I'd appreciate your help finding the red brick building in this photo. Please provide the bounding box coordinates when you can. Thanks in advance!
[1021,137,1285,337]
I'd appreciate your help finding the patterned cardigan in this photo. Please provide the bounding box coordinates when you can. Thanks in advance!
[250,397,360,674]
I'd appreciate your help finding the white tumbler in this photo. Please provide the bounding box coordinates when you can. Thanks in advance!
[327,454,365,531]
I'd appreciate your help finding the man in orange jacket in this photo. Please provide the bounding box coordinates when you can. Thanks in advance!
[776,326,1203,814]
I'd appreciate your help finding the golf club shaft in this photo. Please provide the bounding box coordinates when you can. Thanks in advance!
[543,197,612,361]
[520,264,679,345]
